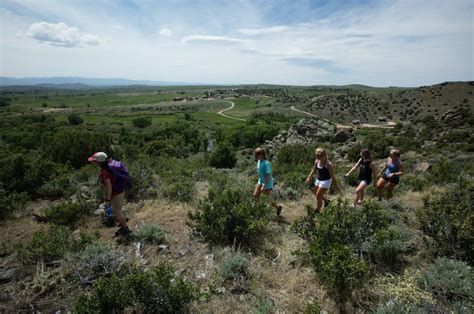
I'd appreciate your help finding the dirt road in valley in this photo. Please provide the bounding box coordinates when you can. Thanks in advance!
[217,101,246,121]
[290,106,396,129]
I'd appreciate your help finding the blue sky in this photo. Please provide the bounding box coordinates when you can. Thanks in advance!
[0,0,473,86]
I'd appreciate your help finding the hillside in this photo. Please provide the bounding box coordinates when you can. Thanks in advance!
[301,81,473,124]
[0,83,472,313]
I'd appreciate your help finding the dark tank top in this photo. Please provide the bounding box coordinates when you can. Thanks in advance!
[358,159,372,180]
[317,159,331,180]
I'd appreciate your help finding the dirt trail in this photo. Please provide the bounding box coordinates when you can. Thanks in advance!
[217,101,246,121]
[290,105,396,129]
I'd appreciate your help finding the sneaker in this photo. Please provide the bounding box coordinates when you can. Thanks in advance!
[276,204,283,216]
[115,226,132,237]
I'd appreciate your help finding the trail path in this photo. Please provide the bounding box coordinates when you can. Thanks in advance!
[217,101,246,121]
[290,106,396,129]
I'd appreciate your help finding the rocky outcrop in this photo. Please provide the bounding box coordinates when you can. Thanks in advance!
[264,118,353,153]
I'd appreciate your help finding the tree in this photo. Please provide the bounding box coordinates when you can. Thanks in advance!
[132,116,152,128]
[209,142,237,168]
[67,113,84,125]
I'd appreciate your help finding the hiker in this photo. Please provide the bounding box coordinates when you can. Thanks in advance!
[253,147,283,216]
[345,148,376,206]
[376,149,404,200]
[88,152,132,237]
[305,148,341,212]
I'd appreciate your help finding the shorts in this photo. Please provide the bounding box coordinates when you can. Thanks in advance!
[314,179,332,189]
[358,177,372,185]
[382,175,400,185]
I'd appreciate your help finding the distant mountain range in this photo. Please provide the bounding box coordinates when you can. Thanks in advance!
[0,76,201,87]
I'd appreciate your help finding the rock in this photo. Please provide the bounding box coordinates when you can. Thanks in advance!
[80,186,93,199]
[412,162,432,173]
[334,130,355,143]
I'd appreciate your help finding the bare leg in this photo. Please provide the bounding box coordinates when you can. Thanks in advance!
[355,181,368,205]
[112,192,128,228]
[253,183,262,203]
[316,187,328,212]
[376,178,387,201]
[386,182,395,200]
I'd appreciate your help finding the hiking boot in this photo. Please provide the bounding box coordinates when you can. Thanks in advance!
[276,204,283,216]
[115,226,132,237]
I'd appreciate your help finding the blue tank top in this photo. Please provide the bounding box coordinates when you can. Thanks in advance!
[384,158,400,177]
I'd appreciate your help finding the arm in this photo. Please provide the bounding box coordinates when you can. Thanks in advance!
[103,178,113,202]
[377,162,387,177]
[345,159,361,176]
[328,161,341,192]
[371,162,377,186]
[305,161,316,184]
[395,163,404,177]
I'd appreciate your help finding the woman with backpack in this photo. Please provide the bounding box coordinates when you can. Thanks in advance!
[376,149,404,201]
[88,152,132,237]
[305,148,341,213]
[345,148,376,207]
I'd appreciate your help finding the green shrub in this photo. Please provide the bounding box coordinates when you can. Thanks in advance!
[374,300,421,314]
[215,247,249,284]
[68,113,83,125]
[402,174,430,192]
[37,173,74,198]
[132,116,152,128]
[275,144,313,166]
[73,262,198,313]
[419,258,473,303]
[0,189,28,220]
[295,199,410,305]
[44,201,93,226]
[134,224,166,244]
[17,225,95,263]
[209,142,237,168]
[126,158,157,202]
[426,158,461,184]
[417,177,474,262]
[72,243,127,284]
[373,225,412,270]
[188,188,272,248]
[161,175,195,202]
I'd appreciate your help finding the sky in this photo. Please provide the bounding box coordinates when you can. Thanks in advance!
[0,0,473,86]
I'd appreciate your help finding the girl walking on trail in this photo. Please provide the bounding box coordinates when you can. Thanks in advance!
[345,149,377,207]
[88,152,132,237]
[305,148,341,213]
[376,149,404,201]
[253,147,283,216]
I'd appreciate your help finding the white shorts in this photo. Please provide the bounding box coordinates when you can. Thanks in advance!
[315,179,332,189]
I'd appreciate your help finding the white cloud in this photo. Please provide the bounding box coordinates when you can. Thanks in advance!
[238,25,290,35]
[25,22,102,47]
[159,28,172,36]
[181,35,251,44]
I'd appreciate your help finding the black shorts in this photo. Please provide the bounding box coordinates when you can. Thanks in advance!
[382,175,400,185]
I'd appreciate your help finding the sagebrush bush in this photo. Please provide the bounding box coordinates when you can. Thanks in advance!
[215,247,249,284]
[373,224,412,270]
[188,187,272,248]
[134,224,166,244]
[417,177,473,262]
[419,258,473,303]
[402,174,430,192]
[44,201,93,226]
[72,243,127,284]
[73,262,198,313]
[294,198,411,305]
[17,225,95,263]
[161,175,195,202]
[0,188,28,220]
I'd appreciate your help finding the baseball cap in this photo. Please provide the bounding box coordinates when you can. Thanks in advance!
[88,152,108,162]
